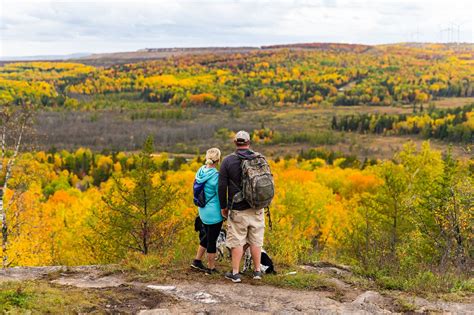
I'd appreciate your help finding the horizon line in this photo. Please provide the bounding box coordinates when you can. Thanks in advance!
[1,41,473,61]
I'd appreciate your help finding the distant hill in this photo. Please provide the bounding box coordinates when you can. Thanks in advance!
[76,47,259,66]
[2,42,472,66]
[81,43,375,61]
[74,43,378,66]
[261,42,373,53]
[77,42,474,66]
[0,53,91,61]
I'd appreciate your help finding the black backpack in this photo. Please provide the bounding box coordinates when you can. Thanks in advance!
[193,180,207,208]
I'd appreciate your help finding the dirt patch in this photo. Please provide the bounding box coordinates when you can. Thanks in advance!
[95,285,176,314]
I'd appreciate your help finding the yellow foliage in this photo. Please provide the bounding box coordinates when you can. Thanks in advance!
[5,143,468,270]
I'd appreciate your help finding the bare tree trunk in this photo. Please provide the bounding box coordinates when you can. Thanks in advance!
[0,189,7,268]
[0,104,29,268]
[1,124,6,171]
[450,189,466,269]
[364,205,370,267]
[0,121,7,268]
[391,199,398,258]
[142,188,148,255]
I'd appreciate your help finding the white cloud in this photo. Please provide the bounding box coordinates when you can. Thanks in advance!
[0,0,472,57]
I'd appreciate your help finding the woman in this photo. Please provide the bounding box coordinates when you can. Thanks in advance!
[191,148,223,274]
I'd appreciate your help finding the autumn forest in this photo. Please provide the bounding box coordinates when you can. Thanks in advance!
[0,43,472,296]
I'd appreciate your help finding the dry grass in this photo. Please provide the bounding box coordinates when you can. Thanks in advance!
[0,280,172,313]
[28,97,472,160]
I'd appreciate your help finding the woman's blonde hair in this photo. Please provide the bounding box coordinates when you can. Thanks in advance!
[205,148,221,165]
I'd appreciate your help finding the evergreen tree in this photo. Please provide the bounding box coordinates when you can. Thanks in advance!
[98,136,181,255]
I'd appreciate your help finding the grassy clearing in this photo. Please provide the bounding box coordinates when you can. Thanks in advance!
[0,281,101,313]
[0,279,172,314]
[348,265,474,302]
[431,97,474,109]
[32,96,471,160]
[119,254,172,283]
[374,272,474,295]
[393,296,418,312]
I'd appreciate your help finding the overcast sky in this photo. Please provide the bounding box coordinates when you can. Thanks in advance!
[0,0,472,57]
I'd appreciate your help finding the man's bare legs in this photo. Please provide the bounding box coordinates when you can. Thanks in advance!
[250,244,261,272]
[231,246,244,274]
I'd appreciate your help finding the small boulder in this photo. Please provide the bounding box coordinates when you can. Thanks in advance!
[51,275,124,288]
[147,285,176,291]
[138,309,171,315]
[352,291,385,305]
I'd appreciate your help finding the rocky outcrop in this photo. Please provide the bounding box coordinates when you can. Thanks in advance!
[1,265,472,314]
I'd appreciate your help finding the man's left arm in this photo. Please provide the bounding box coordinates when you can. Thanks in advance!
[218,159,229,218]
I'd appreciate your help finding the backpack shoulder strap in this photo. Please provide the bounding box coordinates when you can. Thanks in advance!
[229,178,241,190]
[231,152,245,163]
[232,150,260,161]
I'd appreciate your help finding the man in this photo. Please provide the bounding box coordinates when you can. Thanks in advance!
[218,130,265,283]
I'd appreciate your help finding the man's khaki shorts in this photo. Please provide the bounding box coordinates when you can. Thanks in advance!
[226,208,265,248]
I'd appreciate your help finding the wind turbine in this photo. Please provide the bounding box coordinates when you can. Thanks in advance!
[408,25,421,43]
[451,20,469,43]
[438,24,444,42]
[439,24,450,43]
[414,25,421,42]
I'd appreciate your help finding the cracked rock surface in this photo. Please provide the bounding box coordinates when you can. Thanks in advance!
[1,265,472,314]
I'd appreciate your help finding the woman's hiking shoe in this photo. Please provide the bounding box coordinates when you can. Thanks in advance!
[225,271,242,283]
[205,268,219,275]
[253,271,263,280]
[190,259,206,272]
